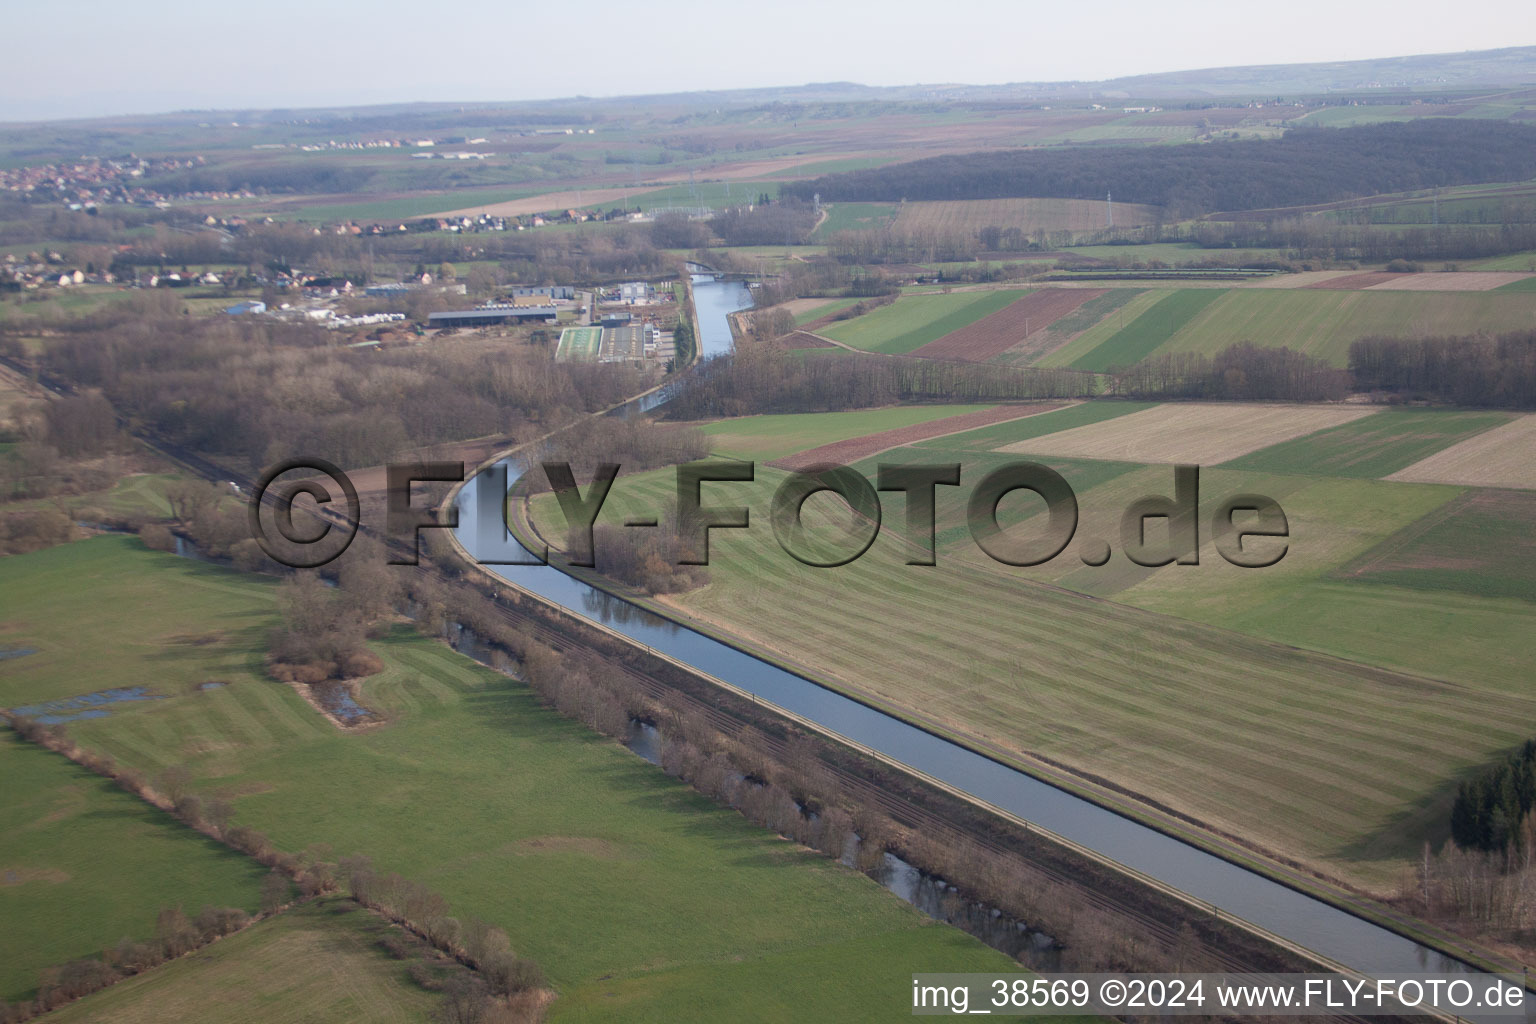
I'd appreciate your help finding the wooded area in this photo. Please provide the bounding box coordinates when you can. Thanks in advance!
[783,121,1536,217]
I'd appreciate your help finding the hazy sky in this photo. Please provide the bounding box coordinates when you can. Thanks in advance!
[5,0,1532,122]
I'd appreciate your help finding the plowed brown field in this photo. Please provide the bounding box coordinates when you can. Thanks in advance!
[1303,272,1400,289]
[909,289,1106,361]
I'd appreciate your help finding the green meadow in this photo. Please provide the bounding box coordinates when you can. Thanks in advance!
[0,538,1016,1020]
[0,733,265,1003]
[42,898,442,1024]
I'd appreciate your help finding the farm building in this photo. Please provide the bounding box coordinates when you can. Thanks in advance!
[225,300,266,315]
[510,285,575,300]
[429,304,557,328]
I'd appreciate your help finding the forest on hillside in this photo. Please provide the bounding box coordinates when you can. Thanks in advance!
[781,121,1536,216]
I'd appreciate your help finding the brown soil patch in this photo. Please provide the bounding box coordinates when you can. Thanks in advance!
[910,288,1106,362]
[1241,271,1362,289]
[1363,272,1536,292]
[1303,272,1400,289]
[429,187,641,220]
[1000,402,1377,464]
[1386,414,1536,490]
[775,330,835,350]
[1,866,70,885]
[776,298,842,320]
[769,403,1066,471]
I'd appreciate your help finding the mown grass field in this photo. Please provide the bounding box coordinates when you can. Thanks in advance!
[44,899,441,1024]
[0,538,1015,1020]
[820,289,1028,354]
[529,405,1536,891]
[0,733,266,1003]
[1221,409,1516,478]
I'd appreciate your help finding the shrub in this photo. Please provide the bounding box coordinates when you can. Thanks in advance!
[138,523,176,552]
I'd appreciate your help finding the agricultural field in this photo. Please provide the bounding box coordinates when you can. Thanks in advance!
[0,733,265,1003]
[1351,272,1534,291]
[768,402,1066,470]
[778,296,862,326]
[908,289,1106,362]
[1034,290,1166,368]
[889,198,1160,235]
[989,289,1144,366]
[1221,408,1517,478]
[811,202,900,237]
[0,538,1016,1019]
[910,400,1155,452]
[527,419,1536,889]
[1331,489,1536,602]
[1056,287,1536,368]
[1056,289,1226,371]
[1465,250,1536,272]
[44,900,444,1024]
[997,402,1376,465]
[694,404,1001,462]
[819,289,1028,354]
[1385,414,1536,490]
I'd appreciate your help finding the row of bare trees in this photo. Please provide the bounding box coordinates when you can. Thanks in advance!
[1114,344,1350,401]
[662,346,1089,420]
[0,900,255,1021]
[1350,331,1536,408]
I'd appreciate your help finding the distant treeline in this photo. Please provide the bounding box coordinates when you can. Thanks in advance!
[781,121,1536,217]
[1451,739,1536,857]
[1349,331,1536,408]
[1192,219,1536,263]
[140,161,375,197]
[659,348,1088,419]
[1114,344,1349,402]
